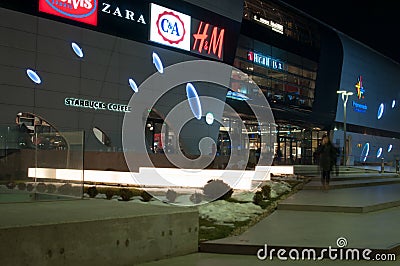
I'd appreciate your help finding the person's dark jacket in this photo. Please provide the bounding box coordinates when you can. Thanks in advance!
[316,142,337,171]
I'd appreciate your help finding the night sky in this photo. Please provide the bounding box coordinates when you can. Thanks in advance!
[278,0,400,64]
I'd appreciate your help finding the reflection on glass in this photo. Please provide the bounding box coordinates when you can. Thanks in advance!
[93,127,111,147]
[15,112,67,150]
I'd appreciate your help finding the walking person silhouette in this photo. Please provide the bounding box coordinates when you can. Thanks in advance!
[315,134,337,190]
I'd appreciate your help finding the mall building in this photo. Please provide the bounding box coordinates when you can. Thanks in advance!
[0,0,399,177]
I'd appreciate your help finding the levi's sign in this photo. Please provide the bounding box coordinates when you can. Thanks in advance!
[39,0,98,25]
[149,3,225,60]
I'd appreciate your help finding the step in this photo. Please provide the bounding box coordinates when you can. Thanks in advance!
[303,178,400,190]
[277,200,400,213]
[295,169,381,176]
[310,173,399,181]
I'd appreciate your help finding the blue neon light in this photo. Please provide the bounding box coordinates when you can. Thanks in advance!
[128,78,138,93]
[377,103,384,119]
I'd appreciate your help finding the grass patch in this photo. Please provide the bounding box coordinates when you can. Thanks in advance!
[198,176,310,243]
[199,218,250,242]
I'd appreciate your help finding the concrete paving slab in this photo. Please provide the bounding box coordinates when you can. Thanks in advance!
[201,207,400,251]
[0,198,196,229]
[278,184,400,212]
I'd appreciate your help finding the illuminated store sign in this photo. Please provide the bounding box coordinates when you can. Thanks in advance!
[252,15,283,34]
[65,98,131,113]
[247,51,283,70]
[191,20,225,60]
[352,75,368,113]
[39,1,147,26]
[352,101,367,113]
[39,0,98,26]
[149,3,225,60]
[101,2,146,24]
[150,3,191,51]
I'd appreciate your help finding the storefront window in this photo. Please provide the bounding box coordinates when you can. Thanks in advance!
[234,42,317,109]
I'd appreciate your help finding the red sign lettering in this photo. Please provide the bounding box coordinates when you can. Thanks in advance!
[192,21,225,60]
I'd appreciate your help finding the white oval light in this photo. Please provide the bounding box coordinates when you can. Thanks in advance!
[71,42,84,58]
[388,144,393,152]
[26,69,41,84]
[205,112,214,125]
[392,100,396,108]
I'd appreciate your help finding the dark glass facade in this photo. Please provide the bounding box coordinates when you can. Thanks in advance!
[0,0,398,172]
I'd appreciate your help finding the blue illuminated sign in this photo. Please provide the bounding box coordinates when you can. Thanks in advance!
[247,51,283,70]
[352,101,367,113]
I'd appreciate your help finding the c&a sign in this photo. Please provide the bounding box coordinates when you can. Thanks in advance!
[149,3,191,51]
[149,3,225,60]
[39,0,98,26]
